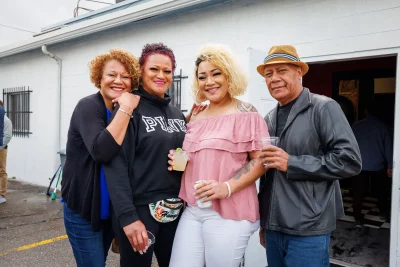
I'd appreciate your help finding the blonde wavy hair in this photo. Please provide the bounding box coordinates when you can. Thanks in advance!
[89,49,141,90]
[193,44,248,102]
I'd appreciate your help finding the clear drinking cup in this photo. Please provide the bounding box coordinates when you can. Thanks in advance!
[260,136,280,166]
[147,231,155,246]
[172,150,189,171]
[194,180,212,208]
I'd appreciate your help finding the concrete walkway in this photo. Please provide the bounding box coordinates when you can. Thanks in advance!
[2,179,376,267]
[0,179,158,267]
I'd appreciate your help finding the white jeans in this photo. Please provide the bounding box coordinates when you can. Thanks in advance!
[169,206,259,267]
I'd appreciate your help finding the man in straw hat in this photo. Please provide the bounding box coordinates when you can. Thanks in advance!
[257,45,361,267]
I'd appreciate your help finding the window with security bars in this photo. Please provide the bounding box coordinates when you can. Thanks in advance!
[2,86,33,137]
[167,69,188,112]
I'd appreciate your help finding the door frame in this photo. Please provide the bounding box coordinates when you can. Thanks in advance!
[303,48,400,267]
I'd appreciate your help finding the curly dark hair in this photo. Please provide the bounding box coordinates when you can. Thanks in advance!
[89,49,141,89]
[139,43,176,72]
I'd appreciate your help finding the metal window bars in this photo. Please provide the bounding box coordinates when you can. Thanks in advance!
[167,69,188,112]
[2,86,33,137]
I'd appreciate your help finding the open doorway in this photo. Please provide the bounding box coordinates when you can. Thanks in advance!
[304,56,396,267]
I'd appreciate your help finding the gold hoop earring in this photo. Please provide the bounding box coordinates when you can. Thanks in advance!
[196,90,207,103]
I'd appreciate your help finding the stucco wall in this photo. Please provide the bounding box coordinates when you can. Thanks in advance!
[0,49,59,186]
[1,0,400,265]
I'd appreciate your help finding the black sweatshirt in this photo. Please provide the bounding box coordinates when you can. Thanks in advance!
[61,92,121,231]
[104,87,186,228]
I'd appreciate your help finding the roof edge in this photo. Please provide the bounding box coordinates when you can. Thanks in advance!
[40,0,146,33]
[0,0,209,59]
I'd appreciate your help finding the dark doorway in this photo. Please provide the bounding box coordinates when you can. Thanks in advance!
[304,55,397,267]
[331,68,396,128]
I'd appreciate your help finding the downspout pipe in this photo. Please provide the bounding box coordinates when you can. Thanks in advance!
[41,45,62,151]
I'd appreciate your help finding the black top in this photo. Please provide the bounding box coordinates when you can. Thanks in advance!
[61,92,121,231]
[104,87,186,228]
[0,106,4,146]
[276,98,297,137]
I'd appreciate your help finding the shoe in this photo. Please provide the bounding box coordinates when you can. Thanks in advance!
[0,196,6,204]
[355,219,363,228]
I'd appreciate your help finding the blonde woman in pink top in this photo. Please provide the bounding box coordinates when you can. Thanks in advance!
[169,45,269,267]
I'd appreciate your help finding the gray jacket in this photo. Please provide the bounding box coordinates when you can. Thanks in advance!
[1,115,12,149]
[259,88,361,236]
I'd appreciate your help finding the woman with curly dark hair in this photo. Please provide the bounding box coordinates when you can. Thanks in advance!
[61,49,141,267]
[104,43,186,267]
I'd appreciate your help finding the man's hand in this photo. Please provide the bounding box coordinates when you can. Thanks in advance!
[123,220,148,254]
[259,145,289,172]
[194,180,229,201]
[259,227,266,248]
[387,168,392,178]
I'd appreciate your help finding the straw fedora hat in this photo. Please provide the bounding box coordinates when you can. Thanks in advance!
[256,45,309,76]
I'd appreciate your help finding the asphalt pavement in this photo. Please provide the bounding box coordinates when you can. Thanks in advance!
[0,179,158,267]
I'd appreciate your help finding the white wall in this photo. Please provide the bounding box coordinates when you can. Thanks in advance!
[0,49,60,186]
[1,0,400,265]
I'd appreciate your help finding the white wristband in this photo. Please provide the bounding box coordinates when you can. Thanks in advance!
[224,181,231,198]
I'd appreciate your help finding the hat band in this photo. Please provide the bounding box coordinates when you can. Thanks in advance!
[264,53,300,63]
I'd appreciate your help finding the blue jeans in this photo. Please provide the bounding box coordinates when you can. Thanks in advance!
[265,230,330,267]
[63,202,113,267]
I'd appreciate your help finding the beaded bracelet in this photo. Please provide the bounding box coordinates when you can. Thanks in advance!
[118,108,133,118]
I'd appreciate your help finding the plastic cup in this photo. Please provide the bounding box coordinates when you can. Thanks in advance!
[147,231,155,246]
[172,150,188,171]
[194,180,212,208]
[260,136,280,166]
[260,136,280,147]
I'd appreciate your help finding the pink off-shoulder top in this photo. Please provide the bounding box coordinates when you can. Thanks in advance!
[178,112,269,222]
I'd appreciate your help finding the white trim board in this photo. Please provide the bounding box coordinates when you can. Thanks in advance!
[302,47,399,64]
[390,53,400,267]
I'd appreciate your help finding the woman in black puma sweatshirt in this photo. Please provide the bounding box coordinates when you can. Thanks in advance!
[104,43,186,267]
